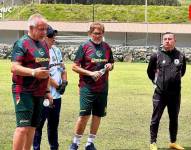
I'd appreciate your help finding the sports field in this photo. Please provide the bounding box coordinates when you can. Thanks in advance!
[1,59,191,150]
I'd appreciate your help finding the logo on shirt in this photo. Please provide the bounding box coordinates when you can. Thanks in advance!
[20,120,30,123]
[96,50,103,58]
[52,56,56,62]
[174,59,180,65]
[91,58,108,63]
[35,57,49,63]
[38,48,45,56]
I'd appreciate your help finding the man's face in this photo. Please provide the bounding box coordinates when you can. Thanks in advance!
[90,28,104,44]
[31,20,47,41]
[45,36,55,47]
[163,34,176,51]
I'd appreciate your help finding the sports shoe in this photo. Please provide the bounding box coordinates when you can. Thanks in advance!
[85,143,97,150]
[169,143,184,150]
[150,142,158,150]
[69,143,78,150]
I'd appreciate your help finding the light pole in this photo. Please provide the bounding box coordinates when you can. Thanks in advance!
[2,0,4,20]
[145,0,148,46]
[92,0,94,22]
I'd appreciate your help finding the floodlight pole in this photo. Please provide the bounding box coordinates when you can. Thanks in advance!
[2,0,4,20]
[145,0,148,47]
[92,0,94,22]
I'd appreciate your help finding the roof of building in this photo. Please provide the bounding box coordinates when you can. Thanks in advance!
[0,21,191,33]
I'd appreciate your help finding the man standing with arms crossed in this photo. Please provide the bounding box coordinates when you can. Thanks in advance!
[69,22,114,150]
[11,14,52,150]
[33,25,68,150]
[147,32,186,150]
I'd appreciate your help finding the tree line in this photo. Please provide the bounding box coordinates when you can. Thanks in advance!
[42,0,180,6]
[2,0,180,6]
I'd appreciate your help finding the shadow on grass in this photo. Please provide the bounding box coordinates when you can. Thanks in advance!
[159,147,191,150]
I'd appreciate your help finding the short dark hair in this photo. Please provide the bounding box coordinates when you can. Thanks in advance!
[162,32,175,38]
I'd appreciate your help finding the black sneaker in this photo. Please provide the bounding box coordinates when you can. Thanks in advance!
[69,143,78,150]
[85,143,97,150]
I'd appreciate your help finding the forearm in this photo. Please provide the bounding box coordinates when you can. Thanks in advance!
[50,77,59,88]
[62,70,67,81]
[46,77,51,91]
[181,56,186,77]
[72,64,92,76]
[11,62,34,77]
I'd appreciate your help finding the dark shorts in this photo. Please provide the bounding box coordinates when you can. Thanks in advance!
[79,88,108,117]
[12,92,44,127]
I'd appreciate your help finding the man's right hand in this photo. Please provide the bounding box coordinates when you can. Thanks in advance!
[90,71,102,81]
[33,67,49,79]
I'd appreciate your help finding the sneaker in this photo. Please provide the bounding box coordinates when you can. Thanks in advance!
[85,143,97,150]
[169,143,184,150]
[69,143,78,150]
[150,142,158,150]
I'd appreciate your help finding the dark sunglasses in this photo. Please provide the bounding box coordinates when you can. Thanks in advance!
[47,34,56,38]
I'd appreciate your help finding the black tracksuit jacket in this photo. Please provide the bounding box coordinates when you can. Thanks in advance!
[147,48,186,95]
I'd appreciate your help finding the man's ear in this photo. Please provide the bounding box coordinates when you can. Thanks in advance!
[29,26,33,31]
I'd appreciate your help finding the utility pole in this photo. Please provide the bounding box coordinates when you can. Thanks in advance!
[12,0,14,6]
[92,0,94,22]
[145,0,148,46]
[2,0,4,20]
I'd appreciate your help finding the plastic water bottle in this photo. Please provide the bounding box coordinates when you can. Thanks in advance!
[92,65,107,81]
[43,99,50,107]
[99,67,106,76]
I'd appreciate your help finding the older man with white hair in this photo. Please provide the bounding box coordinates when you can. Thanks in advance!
[11,14,52,150]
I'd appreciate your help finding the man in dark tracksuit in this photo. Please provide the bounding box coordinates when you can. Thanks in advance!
[147,32,186,150]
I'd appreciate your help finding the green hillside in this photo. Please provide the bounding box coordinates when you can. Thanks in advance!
[4,4,191,23]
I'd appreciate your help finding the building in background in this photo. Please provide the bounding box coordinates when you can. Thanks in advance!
[1,21,191,47]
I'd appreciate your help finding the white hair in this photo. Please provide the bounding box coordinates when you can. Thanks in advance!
[27,14,47,30]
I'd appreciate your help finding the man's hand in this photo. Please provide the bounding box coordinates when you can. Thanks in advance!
[45,92,53,106]
[33,67,49,79]
[105,63,113,71]
[90,71,102,81]
[56,80,68,95]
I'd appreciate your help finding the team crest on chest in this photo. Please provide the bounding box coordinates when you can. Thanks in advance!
[174,59,180,65]
[38,48,45,56]
[96,50,103,58]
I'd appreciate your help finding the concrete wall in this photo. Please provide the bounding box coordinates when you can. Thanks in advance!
[175,34,191,47]
[0,30,23,44]
[1,30,191,47]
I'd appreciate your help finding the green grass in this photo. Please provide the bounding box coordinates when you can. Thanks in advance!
[1,59,191,149]
[4,4,191,23]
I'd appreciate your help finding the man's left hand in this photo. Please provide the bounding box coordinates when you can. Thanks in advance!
[56,80,68,95]
[105,63,114,71]
[45,92,53,105]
